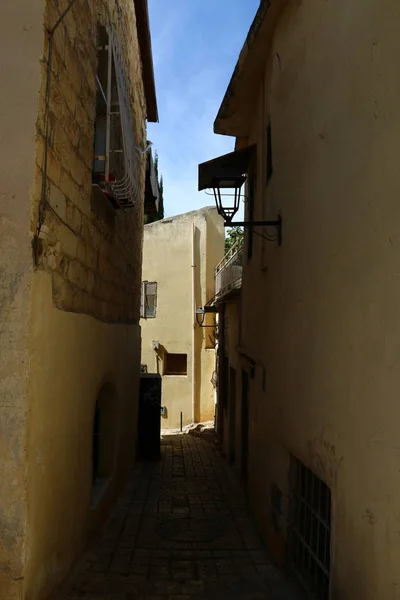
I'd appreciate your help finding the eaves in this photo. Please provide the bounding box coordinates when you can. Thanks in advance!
[214,0,287,138]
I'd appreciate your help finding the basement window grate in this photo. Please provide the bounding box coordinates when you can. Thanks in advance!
[288,458,331,600]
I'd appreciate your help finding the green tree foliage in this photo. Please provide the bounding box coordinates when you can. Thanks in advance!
[146,151,164,223]
[225,226,244,253]
[153,152,164,221]
[158,174,164,220]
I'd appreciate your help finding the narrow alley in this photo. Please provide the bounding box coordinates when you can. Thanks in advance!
[61,433,301,600]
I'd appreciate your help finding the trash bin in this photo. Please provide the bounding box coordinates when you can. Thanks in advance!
[138,373,162,460]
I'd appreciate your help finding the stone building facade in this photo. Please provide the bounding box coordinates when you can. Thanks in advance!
[200,0,400,598]
[0,0,157,598]
[140,207,225,430]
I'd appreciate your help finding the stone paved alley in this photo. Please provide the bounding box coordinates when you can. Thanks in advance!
[62,432,302,600]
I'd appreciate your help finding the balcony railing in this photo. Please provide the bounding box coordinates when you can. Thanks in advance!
[215,238,243,300]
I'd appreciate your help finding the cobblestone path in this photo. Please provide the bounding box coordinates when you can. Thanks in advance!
[62,433,302,599]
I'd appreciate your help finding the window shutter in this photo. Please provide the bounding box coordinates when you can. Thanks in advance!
[140,281,146,318]
[146,282,157,298]
[145,282,157,318]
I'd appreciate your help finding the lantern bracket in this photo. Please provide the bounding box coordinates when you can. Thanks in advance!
[225,215,282,246]
[198,145,282,244]
[195,305,217,328]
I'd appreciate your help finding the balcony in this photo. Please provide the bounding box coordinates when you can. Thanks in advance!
[215,238,243,301]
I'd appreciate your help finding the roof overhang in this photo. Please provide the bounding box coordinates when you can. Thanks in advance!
[198,145,256,191]
[133,0,159,123]
[214,0,285,138]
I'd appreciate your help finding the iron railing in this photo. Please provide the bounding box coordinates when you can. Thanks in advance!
[215,238,243,300]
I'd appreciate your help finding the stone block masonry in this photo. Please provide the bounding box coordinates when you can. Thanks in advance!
[33,0,148,324]
[0,0,153,597]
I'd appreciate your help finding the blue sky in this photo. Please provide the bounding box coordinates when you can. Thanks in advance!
[147,0,259,218]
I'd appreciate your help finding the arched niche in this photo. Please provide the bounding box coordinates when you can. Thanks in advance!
[91,382,118,500]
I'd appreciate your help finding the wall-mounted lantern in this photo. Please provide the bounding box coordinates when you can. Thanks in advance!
[210,174,246,223]
[195,305,217,327]
[198,145,282,245]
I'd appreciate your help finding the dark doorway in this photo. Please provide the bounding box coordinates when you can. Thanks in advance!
[138,374,162,460]
[216,304,226,442]
[241,369,249,481]
[228,367,236,464]
[217,353,229,443]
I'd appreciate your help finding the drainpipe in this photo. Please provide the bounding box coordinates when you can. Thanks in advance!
[191,223,196,424]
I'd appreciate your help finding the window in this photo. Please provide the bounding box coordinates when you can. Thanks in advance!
[266,120,273,184]
[92,25,139,209]
[288,457,331,600]
[140,281,157,318]
[164,353,187,376]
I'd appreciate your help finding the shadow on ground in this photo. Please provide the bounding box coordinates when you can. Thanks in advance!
[61,427,303,599]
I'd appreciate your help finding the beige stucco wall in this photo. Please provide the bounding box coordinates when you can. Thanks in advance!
[1,0,150,597]
[232,0,400,598]
[141,207,224,429]
[25,272,141,600]
[0,1,44,597]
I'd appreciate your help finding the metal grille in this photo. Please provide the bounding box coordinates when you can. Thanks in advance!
[93,26,142,210]
[289,458,331,600]
[110,34,140,208]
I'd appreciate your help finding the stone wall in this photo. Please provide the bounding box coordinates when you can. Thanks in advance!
[0,0,150,597]
[33,0,147,323]
[0,1,45,597]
